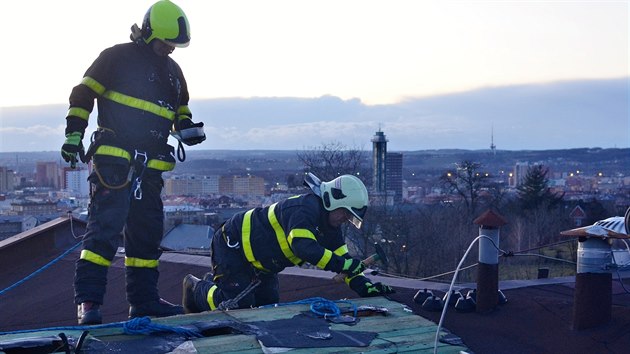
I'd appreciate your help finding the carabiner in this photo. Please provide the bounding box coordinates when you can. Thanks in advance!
[133,178,143,200]
[226,235,240,249]
[134,150,148,165]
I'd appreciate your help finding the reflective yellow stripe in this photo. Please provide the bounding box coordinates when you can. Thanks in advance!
[94,145,131,161]
[81,74,176,123]
[242,209,268,271]
[147,159,175,171]
[316,249,333,269]
[67,107,90,121]
[94,146,173,171]
[269,203,302,265]
[103,90,175,121]
[287,228,316,243]
[125,257,159,268]
[80,249,111,267]
[334,245,349,256]
[207,285,218,310]
[345,272,365,285]
[81,76,106,95]
[178,105,192,115]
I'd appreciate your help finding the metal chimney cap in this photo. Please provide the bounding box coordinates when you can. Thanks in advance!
[561,215,629,239]
[473,209,508,227]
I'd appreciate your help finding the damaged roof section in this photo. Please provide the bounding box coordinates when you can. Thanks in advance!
[0,297,466,353]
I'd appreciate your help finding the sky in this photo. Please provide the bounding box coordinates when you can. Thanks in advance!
[0,0,628,151]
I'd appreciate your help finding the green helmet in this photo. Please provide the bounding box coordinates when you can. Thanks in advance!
[142,0,190,47]
[320,175,369,229]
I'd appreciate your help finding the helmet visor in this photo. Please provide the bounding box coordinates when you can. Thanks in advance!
[348,215,363,229]
[348,206,367,229]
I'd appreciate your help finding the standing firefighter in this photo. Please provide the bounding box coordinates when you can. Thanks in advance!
[182,174,394,313]
[61,0,206,325]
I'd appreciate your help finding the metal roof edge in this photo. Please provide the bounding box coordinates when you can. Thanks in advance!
[0,214,86,250]
[156,252,591,292]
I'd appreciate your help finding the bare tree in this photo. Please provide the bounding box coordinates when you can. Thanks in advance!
[439,160,488,217]
[356,205,418,275]
[296,141,369,181]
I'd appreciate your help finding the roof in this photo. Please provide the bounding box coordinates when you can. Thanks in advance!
[163,205,205,212]
[1,216,630,353]
[161,224,213,252]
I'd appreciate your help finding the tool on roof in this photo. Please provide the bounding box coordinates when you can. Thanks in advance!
[333,242,388,282]
[217,279,261,311]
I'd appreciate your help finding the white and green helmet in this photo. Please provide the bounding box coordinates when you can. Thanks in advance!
[320,175,369,229]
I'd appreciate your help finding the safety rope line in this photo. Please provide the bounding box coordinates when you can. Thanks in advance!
[217,279,262,310]
[0,316,202,338]
[378,237,578,282]
[0,214,86,297]
[433,235,490,354]
[0,241,82,297]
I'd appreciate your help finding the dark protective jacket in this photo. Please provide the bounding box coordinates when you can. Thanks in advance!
[69,40,192,306]
[65,41,192,171]
[202,193,378,310]
[226,193,351,274]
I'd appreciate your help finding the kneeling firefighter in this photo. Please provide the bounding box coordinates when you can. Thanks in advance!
[61,0,205,325]
[182,174,395,313]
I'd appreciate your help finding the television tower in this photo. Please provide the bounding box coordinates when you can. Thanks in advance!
[490,125,496,156]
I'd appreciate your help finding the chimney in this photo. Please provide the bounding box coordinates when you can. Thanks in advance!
[473,209,508,313]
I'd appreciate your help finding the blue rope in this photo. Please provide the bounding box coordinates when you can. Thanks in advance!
[123,317,202,337]
[0,241,83,296]
[0,317,202,338]
[261,297,358,318]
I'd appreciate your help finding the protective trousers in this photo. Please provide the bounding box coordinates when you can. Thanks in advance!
[74,163,165,306]
[201,225,279,310]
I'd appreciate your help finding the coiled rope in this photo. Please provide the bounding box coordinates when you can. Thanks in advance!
[261,297,358,318]
[122,316,202,337]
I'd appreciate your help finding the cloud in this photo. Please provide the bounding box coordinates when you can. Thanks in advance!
[2,78,628,152]
[0,124,64,136]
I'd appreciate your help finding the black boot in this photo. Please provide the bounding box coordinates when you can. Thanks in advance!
[126,266,182,318]
[129,298,184,319]
[182,274,213,314]
[77,302,102,325]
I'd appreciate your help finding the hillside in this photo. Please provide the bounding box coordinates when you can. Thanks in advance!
[1,148,627,184]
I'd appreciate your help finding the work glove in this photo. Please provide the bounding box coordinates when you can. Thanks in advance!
[177,119,206,146]
[341,258,366,277]
[356,281,396,298]
[61,132,85,168]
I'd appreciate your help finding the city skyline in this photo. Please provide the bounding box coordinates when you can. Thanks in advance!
[1,78,628,152]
